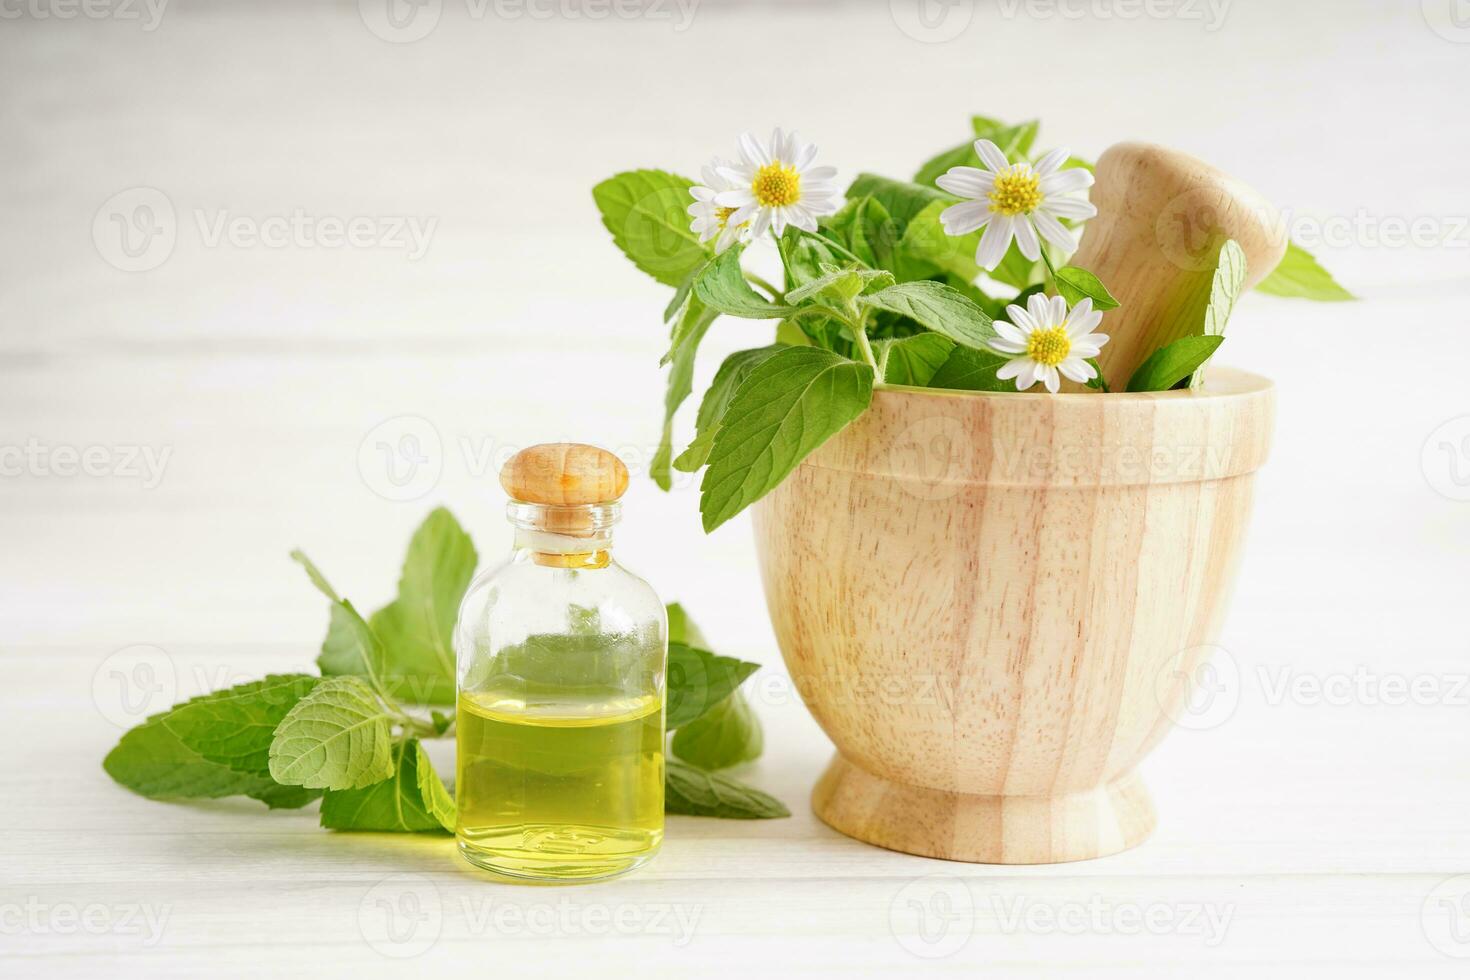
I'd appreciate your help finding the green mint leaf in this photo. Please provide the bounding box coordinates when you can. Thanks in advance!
[292,550,392,695]
[898,201,986,283]
[663,265,699,324]
[430,709,453,736]
[365,508,477,704]
[105,713,283,802]
[1255,241,1353,302]
[786,266,894,306]
[860,280,996,349]
[1127,335,1227,392]
[875,333,955,386]
[673,344,787,474]
[318,739,454,833]
[666,641,761,728]
[247,783,324,810]
[779,227,852,288]
[844,173,949,235]
[913,116,1040,188]
[665,760,788,819]
[653,294,718,490]
[821,196,899,269]
[1203,239,1247,337]
[693,245,795,319]
[1191,239,1246,388]
[927,344,1013,392]
[671,688,764,770]
[699,347,874,532]
[160,674,322,774]
[268,676,397,791]
[1054,266,1121,311]
[592,170,709,287]
[665,602,708,648]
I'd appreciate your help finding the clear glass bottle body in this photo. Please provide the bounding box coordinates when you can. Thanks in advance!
[454,502,666,881]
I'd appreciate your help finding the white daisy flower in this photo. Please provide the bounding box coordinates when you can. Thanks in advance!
[989,293,1109,394]
[714,129,839,238]
[936,141,1097,270]
[688,160,749,253]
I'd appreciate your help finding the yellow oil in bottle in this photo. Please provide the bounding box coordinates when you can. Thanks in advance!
[455,688,664,880]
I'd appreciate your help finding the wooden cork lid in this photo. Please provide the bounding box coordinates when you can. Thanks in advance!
[500,443,629,506]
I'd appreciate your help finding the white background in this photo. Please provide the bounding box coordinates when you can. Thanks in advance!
[2,0,1469,975]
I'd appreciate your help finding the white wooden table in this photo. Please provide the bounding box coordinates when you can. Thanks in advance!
[3,1,1469,975]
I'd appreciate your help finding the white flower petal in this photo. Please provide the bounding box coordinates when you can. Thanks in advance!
[1079,332,1110,349]
[935,167,995,199]
[940,200,989,235]
[751,208,772,238]
[1017,360,1040,391]
[975,214,1013,270]
[1033,147,1069,177]
[1032,210,1077,252]
[973,138,1010,173]
[1026,291,1052,326]
[1043,196,1098,220]
[1049,294,1068,325]
[996,358,1025,381]
[715,189,754,208]
[1059,357,1095,383]
[794,142,818,171]
[993,319,1025,343]
[1039,169,1093,194]
[804,165,837,182]
[1040,364,1060,394]
[1013,216,1040,260]
[990,338,1028,354]
[739,132,768,167]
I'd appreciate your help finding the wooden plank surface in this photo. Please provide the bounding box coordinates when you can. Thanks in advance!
[2,1,1468,975]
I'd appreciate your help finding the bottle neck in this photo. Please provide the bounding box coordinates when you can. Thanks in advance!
[507,501,618,569]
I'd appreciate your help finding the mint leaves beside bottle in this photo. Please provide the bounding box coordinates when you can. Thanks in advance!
[102,508,786,830]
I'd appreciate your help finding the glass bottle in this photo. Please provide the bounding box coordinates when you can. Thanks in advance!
[454,443,666,881]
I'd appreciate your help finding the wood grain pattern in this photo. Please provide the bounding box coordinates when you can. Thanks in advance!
[1070,143,1289,392]
[752,369,1274,863]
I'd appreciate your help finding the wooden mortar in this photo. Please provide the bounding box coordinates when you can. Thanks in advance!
[752,370,1273,863]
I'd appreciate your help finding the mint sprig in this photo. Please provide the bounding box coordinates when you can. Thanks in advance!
[103,512,787,831]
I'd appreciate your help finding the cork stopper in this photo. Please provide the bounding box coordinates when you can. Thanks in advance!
[500,443,629,506]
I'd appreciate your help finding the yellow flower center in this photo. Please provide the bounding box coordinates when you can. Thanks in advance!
[752,163,801,208]
[988,165,1043,216]
[715,205,738,229]
[1026,325,1071,367]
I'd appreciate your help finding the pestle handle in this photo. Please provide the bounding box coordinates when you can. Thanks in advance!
[1069,142,1288,392]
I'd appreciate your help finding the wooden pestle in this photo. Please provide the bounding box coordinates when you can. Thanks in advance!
[1067,142,1288,393]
